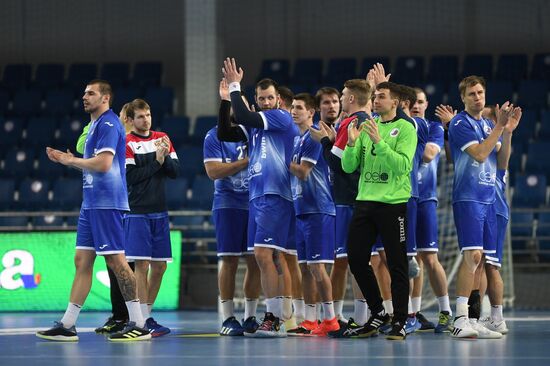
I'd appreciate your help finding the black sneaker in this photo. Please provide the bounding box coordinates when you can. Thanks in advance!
[416,312,435,332]
[357,312,391,338]
[386,320,407,340]
[95,316,127,334]
[108,321,151,342]
[36,321,78,342]
[328,317,363,338]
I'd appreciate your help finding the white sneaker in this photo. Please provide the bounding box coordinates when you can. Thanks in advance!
[481,317,509,334]
[469,318,502,339]
[450,316,478,338]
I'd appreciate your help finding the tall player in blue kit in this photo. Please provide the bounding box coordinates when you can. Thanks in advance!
[448,75,517,339]
[219,58,299,337]
[38,80,150,342]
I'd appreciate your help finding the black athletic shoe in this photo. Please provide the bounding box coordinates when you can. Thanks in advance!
[416,312,435,332]
[358,312,391,338]
[386,320,407,340]
[95,316,127,334]
[108,321,151,342]
[328,317,363,338]
[36,321,79,342]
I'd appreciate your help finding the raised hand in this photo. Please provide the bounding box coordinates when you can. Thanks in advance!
[219,78,230,101]
[222,58,244,84]
[309,123,328,143]
[495,101,513,128]
[505,106,522,133]
[372,63,391,86]
[366,68,375,89]
[364,115,381,144]
[321,121,337,142]
[46,147,74,166]
[434,104,457,129]
[347,118,361,146]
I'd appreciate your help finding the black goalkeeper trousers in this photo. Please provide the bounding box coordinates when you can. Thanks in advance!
[347,201,410,324]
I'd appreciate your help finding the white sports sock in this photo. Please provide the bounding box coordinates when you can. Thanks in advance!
[220,299,234,321]
[266,297,283,319]
[282,296,293,320]
[491,305,503,322]
[293,299,305,322]
[456,296,469,318]
[383,300,393,316]
[316,303,322,320]
[334,300,344,319]
[437,295,452,315]
[140,303,151,320]
[244,298,258,320]
[408,296,413,315]
[353,299,368,325]
[126,299,145,328]
[322,302,335,320]
[60,303,81,328]
[411,296,422,314]
[305,304,317,322]
[147,303,153,314]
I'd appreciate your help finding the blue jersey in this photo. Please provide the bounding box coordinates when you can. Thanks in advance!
[411,117,429,198]
[241,109,299,202]
[82,109,129,211]
[494,169,509,219]
[449,111,500,204]
[203,127,249,210]
[291,129,336,216]
[418,121,445,203]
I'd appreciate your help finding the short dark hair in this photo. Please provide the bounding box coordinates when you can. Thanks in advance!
[414,87,426,97]
[293,93,316,111]
[397,85,417,107]
[344,79,371,106]
[277,86,294,108]
[256,78,279,92]
[459,75,486,97]
[376,81,401,100]
[87,79,113,107]
[126,98,151,119]
[314,87,340,108]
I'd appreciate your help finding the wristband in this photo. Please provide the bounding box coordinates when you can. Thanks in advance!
[229,82,241,94]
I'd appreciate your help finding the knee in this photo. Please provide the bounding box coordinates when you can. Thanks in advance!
[150,262,167,276]
[74,253,93,272]
[254,248,273,268]
[308,264,325,282]
[134,260,150,273]
[420,253,437,270]
[221,256,239,270]
[463,250,482,273]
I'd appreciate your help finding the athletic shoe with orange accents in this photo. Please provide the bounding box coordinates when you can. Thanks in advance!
[311,317,340,336]
[287,320,318,336]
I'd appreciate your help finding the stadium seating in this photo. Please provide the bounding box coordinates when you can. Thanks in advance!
[160,116,191,146]
[188,175,214,209]
[324,58,357,87]
[44,88,75,117]
[16,178,50,210]
[525,142,550,179]
[462,54,493,80]
[177,146,204,181]
[0,179,15,209]
[145,86,174,117]
[510,211,534,251]
[0,216,29,228]
[0,148,36,180]
[34,63,65,90]
[133,62,163,88]
[485,81,514,106]
[25,117,58,147]
[32,215,64,228]
[50,178,82,210]
[495,54,528,84]
[517,80,549,109]
[192,115,217,145]
[100,62,130,88]
[538,110,550,141]
[292,58,323,85]
[112,87,141,114]
[258,59,290,85]
[512,174,547,208]
[11,89,42,117]
[2,64,32,91]
[165,178,189,210]
[360,57,391,79]
[427,55,459,86]
[0,88,9,115]
[1,117,23,149]
[394,56,424,85]
[531,53,550,81]
[66,63,97,92]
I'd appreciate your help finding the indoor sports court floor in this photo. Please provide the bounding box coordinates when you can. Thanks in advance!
[1,310,549,366]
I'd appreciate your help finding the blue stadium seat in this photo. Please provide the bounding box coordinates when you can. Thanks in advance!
[56,118,86,150]
[537,212,550,261]
[0,88,9,115]
[512,108,537,141]
[188,175,214,209]
[16,178,50,210]
[66,63,97,92]
[485,81,514,106]
[517,80,548,109]
[165,178,189,210]
[510,211,534,251]
[538,110,550,141]
[171,215,205,238]
[525,142,550,178]
[445,82,462,110]
[531,53,550,81]
[44,88,75,117]
[324,58,357,87]
[50,178,82,210]
[1,117,23,149]
[0,216,29,228]
[427,55,459,85]
[0,179,16,209]
[393,56,424,85]
[11,89,42,117]
[495,54,528,84]
[145,87,174,117]
[420,82,445,120]
[192,116,217,144]
[32,215,64,228]
[292,59,323,85]
[34,63,65,90]
[133,62,162,88]
[112,87,141,114]
[160,116,190,146]
[462,54,493,80]
[512,174,547,207]
[65,216,79,227]
[0,148,35,179]
[35,152,67,181]
[100,62,130,88]
[2,64,32,91]
[177,146,205,180]
[25,117,58,147]
[258,59,290,85]
[508,152,523,185]
[360,57,391,79]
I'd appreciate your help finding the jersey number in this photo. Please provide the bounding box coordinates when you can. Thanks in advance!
[236,146,247,160]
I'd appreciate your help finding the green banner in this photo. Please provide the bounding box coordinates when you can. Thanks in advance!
[0,231,181,311]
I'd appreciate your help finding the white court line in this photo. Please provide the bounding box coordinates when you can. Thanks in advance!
[2,355,550,360]
[0,327,184,336]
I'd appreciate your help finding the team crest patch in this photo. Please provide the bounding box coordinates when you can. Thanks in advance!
[390,128,400,137]
[484,125,492,135]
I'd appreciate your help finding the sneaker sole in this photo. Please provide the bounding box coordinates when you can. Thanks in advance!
[36,333,79,342]
[151,329,171,338]
[108,334,152,342]
[386,335,406,340]
[253,330,287,338]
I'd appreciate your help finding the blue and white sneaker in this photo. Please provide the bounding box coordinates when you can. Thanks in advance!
[36,321,78,342]
[220,316,244,336]
[435,311,452,333]
[405,315,421,334]
[242,316,260,335]
[145,317,170,338]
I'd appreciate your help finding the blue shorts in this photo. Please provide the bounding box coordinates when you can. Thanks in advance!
[247,195,293,253]
[76,209,125,255]
[296,214,335,264]
[486,215,508,268]
[335,205,353,258]
[453,202,497,253]
[370,236,384,256]
[417,200,439,252]
[406,197,418,256]
[213,208,250,256]
[124,213,172,261]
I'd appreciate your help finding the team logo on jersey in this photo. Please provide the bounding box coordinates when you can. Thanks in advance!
[363,169,389,183]
[253,162,262,173]
[483,125,492,135]
[294,183,303,196]
[104,122,114,127]
[390,128,400,137]
[84,173,93,185]
[478,171,496,185]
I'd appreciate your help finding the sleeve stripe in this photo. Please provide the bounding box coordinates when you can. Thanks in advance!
[301,157,318,165]
[169,152,178,160]
[426,142,442,152]
[238,125,249,141]
[258,111,269,130]
[460,140,478,151]
[96,147,116,155]
[125,158,135,165]
[331,146,344,158]
[203,158,223,163]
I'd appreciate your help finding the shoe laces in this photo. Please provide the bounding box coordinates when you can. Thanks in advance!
[258,318,274,331]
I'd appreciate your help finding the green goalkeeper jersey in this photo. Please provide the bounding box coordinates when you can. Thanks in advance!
[76,122,91,154]
[341,116,417,204]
